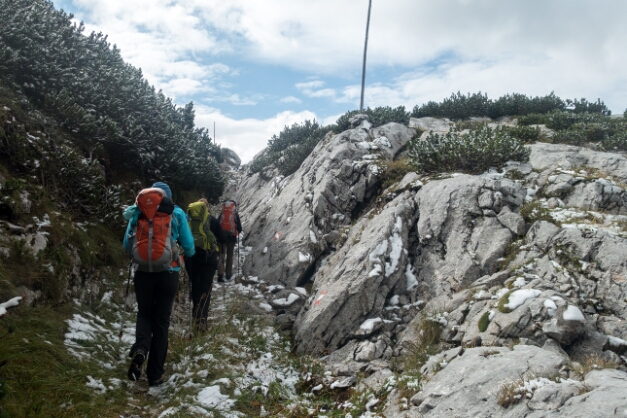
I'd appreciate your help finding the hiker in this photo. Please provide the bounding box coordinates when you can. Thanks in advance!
[185,198,226,332]
[217,199,242,282]
[123,182,195,387]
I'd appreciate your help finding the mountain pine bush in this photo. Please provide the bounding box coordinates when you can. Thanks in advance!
[411,92,609,121]
[408,125,530,174]
[248,120,330,177]
[0,0,225,201]
[334,106,410,132]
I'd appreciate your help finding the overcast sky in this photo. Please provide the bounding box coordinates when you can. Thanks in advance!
[53,0,627,163]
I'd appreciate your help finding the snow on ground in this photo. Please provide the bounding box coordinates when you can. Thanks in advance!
[505,289,542,311]
[62,238,390,417]
[0,296,22,317]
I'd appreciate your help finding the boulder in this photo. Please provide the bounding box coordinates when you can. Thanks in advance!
[528,142,627,181]
[408,345,568,417]
[220,147,241,169]
[293,193,417,355]
[413,175,524,297]
[236,123,416,288]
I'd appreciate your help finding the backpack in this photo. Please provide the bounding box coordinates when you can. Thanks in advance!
[130,188,179,272]
[219,201,238,235]
[187,201,219,253]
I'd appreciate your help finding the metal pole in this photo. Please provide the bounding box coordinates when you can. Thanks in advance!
[359,0,373,113]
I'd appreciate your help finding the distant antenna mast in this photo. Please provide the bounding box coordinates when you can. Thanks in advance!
[213,121,216,142]
[359,0,373,113]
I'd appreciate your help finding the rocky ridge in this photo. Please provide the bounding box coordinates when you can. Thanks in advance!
[231,116,627,416]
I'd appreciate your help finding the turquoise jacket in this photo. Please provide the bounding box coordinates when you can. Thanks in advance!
[123,204,196,271]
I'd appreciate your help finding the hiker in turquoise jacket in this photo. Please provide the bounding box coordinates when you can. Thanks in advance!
[122,191,196,266]
[125,181,195,387]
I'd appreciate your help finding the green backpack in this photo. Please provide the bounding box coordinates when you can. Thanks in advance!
[187,202,219,253]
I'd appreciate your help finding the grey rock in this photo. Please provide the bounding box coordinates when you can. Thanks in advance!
[554,369,627,418]
[529,142,627,181]
[294,194,416,355]
[16,286,41,306]
[414,175,520,296]
[409,345,567,416]
[565,178,627,214]
[356,368,394,392]
[370,123,419,161]
[542,305,586,345]
[497,206,526,235]
[349,113,371,129]
[408,117,452,133]
[393,172,423,193]
[525,220,561,251]
[220,148,241,169]
[273,314,296,331]
[236,123,415,288]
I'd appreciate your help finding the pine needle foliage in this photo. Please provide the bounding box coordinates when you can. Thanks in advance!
[411,92,610,121]
[334,106,410,132]
[250,120,330,176]
[0,0,225,200]
[408,125,530,174]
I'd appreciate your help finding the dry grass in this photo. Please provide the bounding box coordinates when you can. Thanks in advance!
[571,353,618,380]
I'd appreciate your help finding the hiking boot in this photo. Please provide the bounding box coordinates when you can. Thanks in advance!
[217,275,225,283]
[149,375,166,387]
[127,349,146,381]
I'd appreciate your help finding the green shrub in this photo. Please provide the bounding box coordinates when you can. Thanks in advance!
[602,130,627,151]
[335,106,410,132]
[517,113,550,126]
[412,92,566,120]
[407,125,530,174]
[566,98,611,115]
[0,0,225,200]
[545,110,610,131]
[380,158,415,190]
[551,129,587,146]
[478,311,491,332]
[499,125,541,143]
[266,120,330,176]
[247,149,273,175]
[519,200,556,225]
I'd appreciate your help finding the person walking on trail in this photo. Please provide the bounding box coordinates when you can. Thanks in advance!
[123,181,195,387]
[185,198,226,332]
[217,199,242,282]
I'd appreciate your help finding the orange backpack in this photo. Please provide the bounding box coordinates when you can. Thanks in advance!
[219,201,238,235]
[130,188,178,272]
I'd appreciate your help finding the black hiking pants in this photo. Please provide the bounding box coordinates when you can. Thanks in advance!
[186,248,218,329]
[130,269,179,383]
[218,239,236,279]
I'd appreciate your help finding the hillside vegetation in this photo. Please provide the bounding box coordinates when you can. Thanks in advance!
[0,0,225,201]
[0,1,227,415]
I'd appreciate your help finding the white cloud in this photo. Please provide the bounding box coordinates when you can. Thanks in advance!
[295,80,325,90]
[280,96,302,104]
[62,0,627,141]
[195,107,318,164]
[200,93,266,106]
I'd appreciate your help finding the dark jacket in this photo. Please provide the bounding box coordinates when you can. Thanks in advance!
[210,215,229,244]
